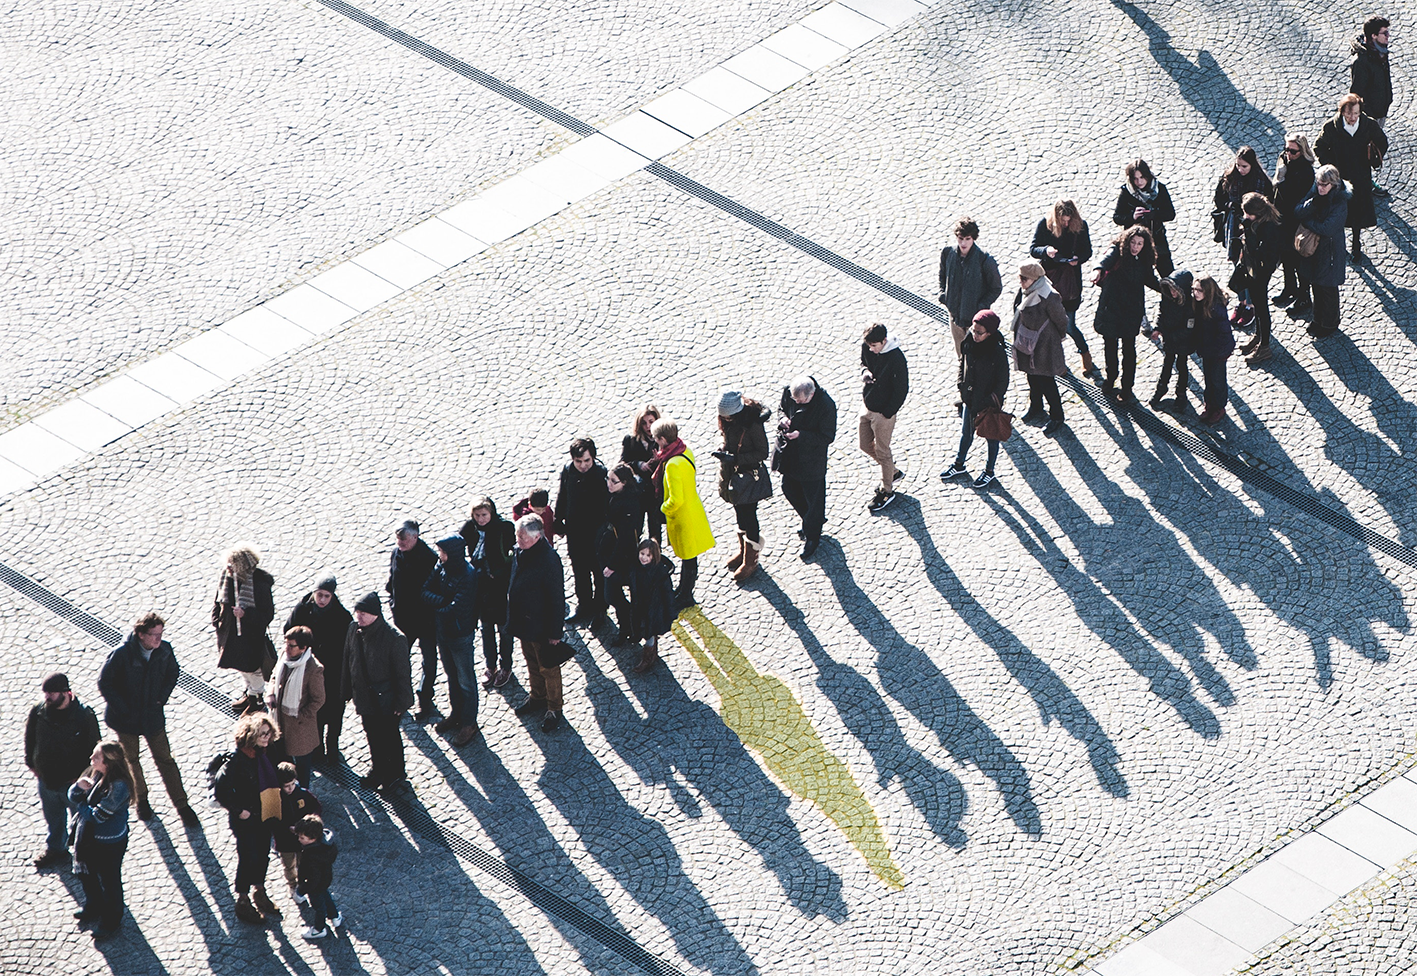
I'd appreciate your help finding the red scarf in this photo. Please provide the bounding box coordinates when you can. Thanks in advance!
[651,438,688,492]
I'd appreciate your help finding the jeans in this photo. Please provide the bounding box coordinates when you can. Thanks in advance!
[78,836,127,929]
[955,405,999,473]
[1064,307,1090,357]
[734,502,761,542]
[38,779,71,852]
[301,888,340,929]
[1026,374,1062,418]
[1102,334,1138,393]
[117,729,190,809]
[1202,356,1229,414]
[479,615,513,674]
[858,409,898,491]
[780,476,827,541]
[1313,285,1341,334]
[438,631,479,727]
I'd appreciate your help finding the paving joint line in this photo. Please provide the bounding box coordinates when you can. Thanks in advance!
[0,558,687,976]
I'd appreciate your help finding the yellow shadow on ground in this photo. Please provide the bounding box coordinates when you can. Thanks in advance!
[672,606,904,889]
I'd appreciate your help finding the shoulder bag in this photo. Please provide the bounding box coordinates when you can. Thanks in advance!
[725,464,772,505]
[1294,225,1319,258]
[973,406,1014,442]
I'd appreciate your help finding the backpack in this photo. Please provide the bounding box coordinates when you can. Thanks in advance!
[206,751,234,809]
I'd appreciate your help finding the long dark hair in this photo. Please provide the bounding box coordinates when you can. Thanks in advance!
[1113,225,1156,268]
[89,740,137,807]
[1192,274,1228,318]
[1223,146,1262,191]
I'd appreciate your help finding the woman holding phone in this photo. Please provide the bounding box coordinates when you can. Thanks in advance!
[68,740,136,938]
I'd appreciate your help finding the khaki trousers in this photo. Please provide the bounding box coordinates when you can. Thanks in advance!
[117,729,190,808]
[858,409,898,491]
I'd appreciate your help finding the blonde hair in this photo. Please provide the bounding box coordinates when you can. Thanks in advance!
[1047,199,1082,237]
[650,418,678,442]
[234,712,279,750]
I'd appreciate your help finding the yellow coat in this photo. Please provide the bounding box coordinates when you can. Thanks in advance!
[661,450,715,560]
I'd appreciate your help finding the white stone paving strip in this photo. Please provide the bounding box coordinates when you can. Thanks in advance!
[1091,768,1417,975]
[0,0,935,499]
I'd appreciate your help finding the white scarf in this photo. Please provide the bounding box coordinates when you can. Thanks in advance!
[1343,117,1359,136]
[271,650,312,717]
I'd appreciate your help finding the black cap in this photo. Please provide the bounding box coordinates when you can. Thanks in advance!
[42,673,70,693]
[354,591,382,616]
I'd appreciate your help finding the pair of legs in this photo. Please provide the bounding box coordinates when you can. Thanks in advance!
[1202,356,1229,417]
[734,501,761,543]
[676,557,699,603]
[117,730,191,812]
[1278,255,1312,308]
[300,888,341,934]
[606,574,633,636]
[479,613,513,678]
[1065,306,1095,373]
[858,409,898,493]
[1250,269,1274,348]
[77,837,128,932]
[317,698,345,760]
[780,476,827,542]
[1153,351,1190,405]
[567,532,606,618]
[953,405,999,474]
[1025,374,1062,419]
[233,820,275,916]
[519,639,564,712]
[409,630,438,715]
[360,711,406,786]
[1312,285,1341,335]
[437,631,479,729]
[38,779,70,855]
[1102,334,1138,398]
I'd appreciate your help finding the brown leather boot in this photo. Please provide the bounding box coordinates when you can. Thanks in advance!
[726,532,745,571]
[632,642,660,674]
[252,888,282,918]
[235,893,264,924]
[733,537,762,583]
[451,725,480,747]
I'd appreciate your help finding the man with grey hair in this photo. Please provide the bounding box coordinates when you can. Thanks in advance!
[777,375,837,559]
[507,514,570,732]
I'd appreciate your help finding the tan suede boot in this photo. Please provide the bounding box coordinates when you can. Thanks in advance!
[733,537,762,583]
[726,531,745,571]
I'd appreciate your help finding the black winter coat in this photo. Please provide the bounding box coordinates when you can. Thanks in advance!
[214,568,276,674]
[1092,245,1161,338]
[386,540,437,640]
[1155,271,1196,355]
[1315,113,1388,229]
[717,405,771,502]
[1030,219,1092,310]
[296,830,338,895]
[26,699,101,788]
[506,538,565,644]
[98,634,180,735]
[460,512,516,621]
[1113,181,1176,277]
[860,340,908,418]
[423,559,479,641]
[213,747,270,831]
[1295,184,1350,289]
[1274,156,1315,227]
[1350,35,1393,119]
[341,615,413,717]
[556,460,610,540]
[629,559,676,640]
[957,332,1009,413]
[597,482,646,576]
[285,593,353,681]
[1241,217,1284,282]
[777,381,837,481]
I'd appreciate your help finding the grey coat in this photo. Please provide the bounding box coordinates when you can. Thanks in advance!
[1011,288,1070,376]
[938,245,1003,330]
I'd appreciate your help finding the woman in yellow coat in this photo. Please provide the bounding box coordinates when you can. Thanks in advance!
[650,417,715,609]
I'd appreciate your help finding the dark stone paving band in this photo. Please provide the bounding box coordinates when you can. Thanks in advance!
[0,558,687,976]
[314,0,1417,573]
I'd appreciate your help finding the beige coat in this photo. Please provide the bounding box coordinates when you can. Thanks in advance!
[268,655,326,758]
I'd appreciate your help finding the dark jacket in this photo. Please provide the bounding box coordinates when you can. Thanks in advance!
[341,615,413,717]
[629,559,676,640]
[1155,271,1196,355]
[26,698,100,788]
[505,537,565,644]
[98,633,180,735]
[460,507,516,622]
[1350,34,1393,119]
[1113,180,1176,276]
[422,536,480,640]
[555,459,610,541]
[1315,113,1388,229]
[1092,245,1161,338]
[296,828,338,896]
[213,747,268,831]
[1214,167,1275,260]
[860,339,908,418]
[957,331,1009,413]
[938,245,1003,329]
[1241,217,1284,282]
[716,403,772,502]
[273,785,322,853]
[1295,183,1350,289]
[1011,286,1070,377]
[386,538,437,640]
[597,481,646,576]
[284,592,353,681]
[1274,156,1315,234]
[777,381,837,481]
[621,434,658,485]
[1195,301,1235,361]
[214,568,275,673]
[1030,218,1092,310]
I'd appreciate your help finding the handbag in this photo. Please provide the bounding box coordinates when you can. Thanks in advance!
[1014,319,1044,355]
[724,463,773,505]
[1369,141,1384,170]
[973,406,1013,442]
[1294,225,1319,258]
[1226,263,1248,294]
[1210,209,1226,244]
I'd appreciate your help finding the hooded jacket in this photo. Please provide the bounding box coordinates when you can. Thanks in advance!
[1295,182,1351,289]
[284,591,353,679]
[296,828,339,896]
[98,633,180,735]
[460,503,516,620]
[860,338,909,417]
[422,535,479,640]
[1350,33,1393,119]
[1155,270,1196,355]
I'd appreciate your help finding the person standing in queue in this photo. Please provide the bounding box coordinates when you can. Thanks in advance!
[1213,147,1274,264]
[1193,275,1235,426]
[422,535,481,748]
[652,417,716,600]
[1012,261,1070,435]
[556,438,611,628]
[283,574,351,765]
[26,673,100,869]
[1349,17,1393,198]
[940,310,1010,490]
[1237,193,1285,363]
[775,378,837,560]
[1315,93,1388,263]
[386,520,439,723]
[1273,135,1317,315]
[1295,165,1351,340]
[938,217,1003,357]
[508,514,571,733]
[266,627,325,787]
[341,592,412,791]
[1030,200,1097,377]
[621,405,664,543]
[599,464,645,643]
[714,391,773,579]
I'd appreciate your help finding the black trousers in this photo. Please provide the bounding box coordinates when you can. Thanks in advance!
[1281,255,1310,304]
[566,531,605,614]
[780,476,826,541]
[1103,334,1138,392]
[1202,356,1229,413]
[1313,285,1341,334]
[1154,351,1190,400]
[232,821,271,891]
[408,630,438,710]
[317,690,344,756]
[734,502,761,541]
[606,573,632,633]
[79,837,128,928]
[361,712,406,786]
[1026,374,1062,417]
[479,614,513,673]
[1250,268,1274,345]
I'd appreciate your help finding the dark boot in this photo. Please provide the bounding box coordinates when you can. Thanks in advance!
[725,532,745,571]
[252,888,282,918]
[235,893,264,924]
[632,642,660,674]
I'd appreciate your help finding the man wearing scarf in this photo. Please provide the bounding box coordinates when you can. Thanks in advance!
[267,627,325,787]
[1350,16,1393,197]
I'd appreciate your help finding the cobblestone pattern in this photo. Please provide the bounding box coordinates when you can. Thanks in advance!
[0,0,818,424]
[658,0,1417,555]
[3,145,1415,975]
[1240,857,1417,976]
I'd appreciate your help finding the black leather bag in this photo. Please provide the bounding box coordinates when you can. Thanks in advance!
[1210,209,1226,244]
[725,464,773,505]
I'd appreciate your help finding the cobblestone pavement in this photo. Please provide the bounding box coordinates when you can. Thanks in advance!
[3,0,1416,974]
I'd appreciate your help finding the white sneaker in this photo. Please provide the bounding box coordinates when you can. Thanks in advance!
[301,926,329,940]
[291,889,309,906]
[330,913,344,929]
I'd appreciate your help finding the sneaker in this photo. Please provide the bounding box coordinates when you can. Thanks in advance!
[293,892,310,906]
[892,468,905,484]
[301,927,329,941]
[972,471,996,489]
[939,463,966,482]
[514,697,547,717]
[541,710,562,733]
[867,490,896,513]
[492,668,511,688]
[481,668,495,689]
[330,913,344,929]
